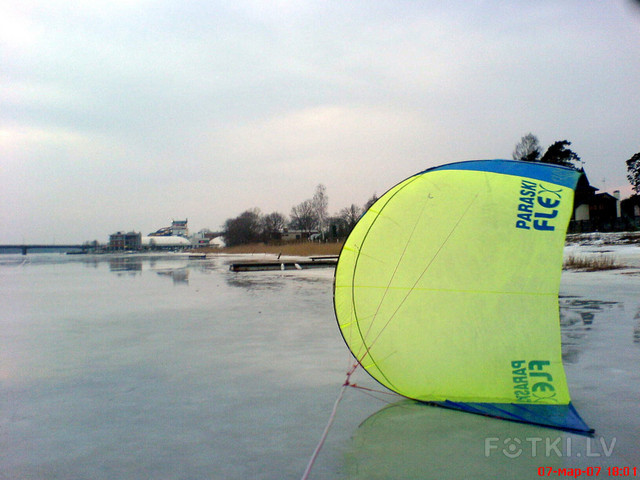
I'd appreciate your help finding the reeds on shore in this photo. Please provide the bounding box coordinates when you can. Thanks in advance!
[201,241,626,272]
[563,253,620,271]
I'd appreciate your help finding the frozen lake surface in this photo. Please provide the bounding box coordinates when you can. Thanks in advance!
[1,246,639,479]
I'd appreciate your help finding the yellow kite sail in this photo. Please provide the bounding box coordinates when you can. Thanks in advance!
[334,160,592,433]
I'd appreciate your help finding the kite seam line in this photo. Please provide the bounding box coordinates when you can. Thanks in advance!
[363,192,480,359]
[356,192,434,361]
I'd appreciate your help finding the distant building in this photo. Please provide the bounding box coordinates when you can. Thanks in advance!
[192,228,219,248]
[281,228,320,242]
[141,236,191,250]
[170,219,188,237]
[149,219,189,237]
[109,231,142,251]
[570,174,625,232]
[572,174,598,223]
[586,192,619,227]
[621,195,640,223]
[209,236,225,248]
[149,226,172,237]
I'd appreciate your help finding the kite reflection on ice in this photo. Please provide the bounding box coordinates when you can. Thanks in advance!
[344,401,559,480]
[341,401,617,480]
[302,160,593,479]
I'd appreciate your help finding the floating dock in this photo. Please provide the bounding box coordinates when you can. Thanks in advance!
[229,257,337,272]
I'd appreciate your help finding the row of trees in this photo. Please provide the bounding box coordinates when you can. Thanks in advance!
[514,132,640,196]
[512,133,582,169]
[222,184,378,247]
[223,135,640,247]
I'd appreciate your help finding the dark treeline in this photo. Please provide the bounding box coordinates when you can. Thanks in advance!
[515,132,640,197]
[222,184,378,247]
[222,135,640,247]
[512,133,583,169]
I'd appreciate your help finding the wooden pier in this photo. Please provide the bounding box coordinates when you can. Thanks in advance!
[229,257,337,272]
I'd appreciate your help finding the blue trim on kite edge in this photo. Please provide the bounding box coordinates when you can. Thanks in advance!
[420,159,582,190]
[428,400,594,435]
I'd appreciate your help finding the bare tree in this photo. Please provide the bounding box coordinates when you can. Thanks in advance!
[513,133,541,162]
[326,204,364,240]
[262,212,287,241]
[339,204,362,231]
[290,199,318,233]
[363,193,379,212]
[312,184,329,238]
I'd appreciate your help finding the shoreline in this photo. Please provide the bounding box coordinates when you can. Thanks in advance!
[198,231,640,258]
[200,241,345,257]
[2,232,638,259]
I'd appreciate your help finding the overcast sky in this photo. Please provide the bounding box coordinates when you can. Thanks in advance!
[2,0,639,243]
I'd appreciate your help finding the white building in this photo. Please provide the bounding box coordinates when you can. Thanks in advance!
[141,236,191,249]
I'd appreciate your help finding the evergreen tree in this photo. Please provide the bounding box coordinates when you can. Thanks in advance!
[540,140,582,170]
[627,152,640,195]
[223,209,263,246]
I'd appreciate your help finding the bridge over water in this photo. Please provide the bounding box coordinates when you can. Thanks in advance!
[0,244,91,255]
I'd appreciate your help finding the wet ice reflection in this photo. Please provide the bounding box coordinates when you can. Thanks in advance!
[1,253,639,479]
[559,297,621,363]
[0,254,344,480]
